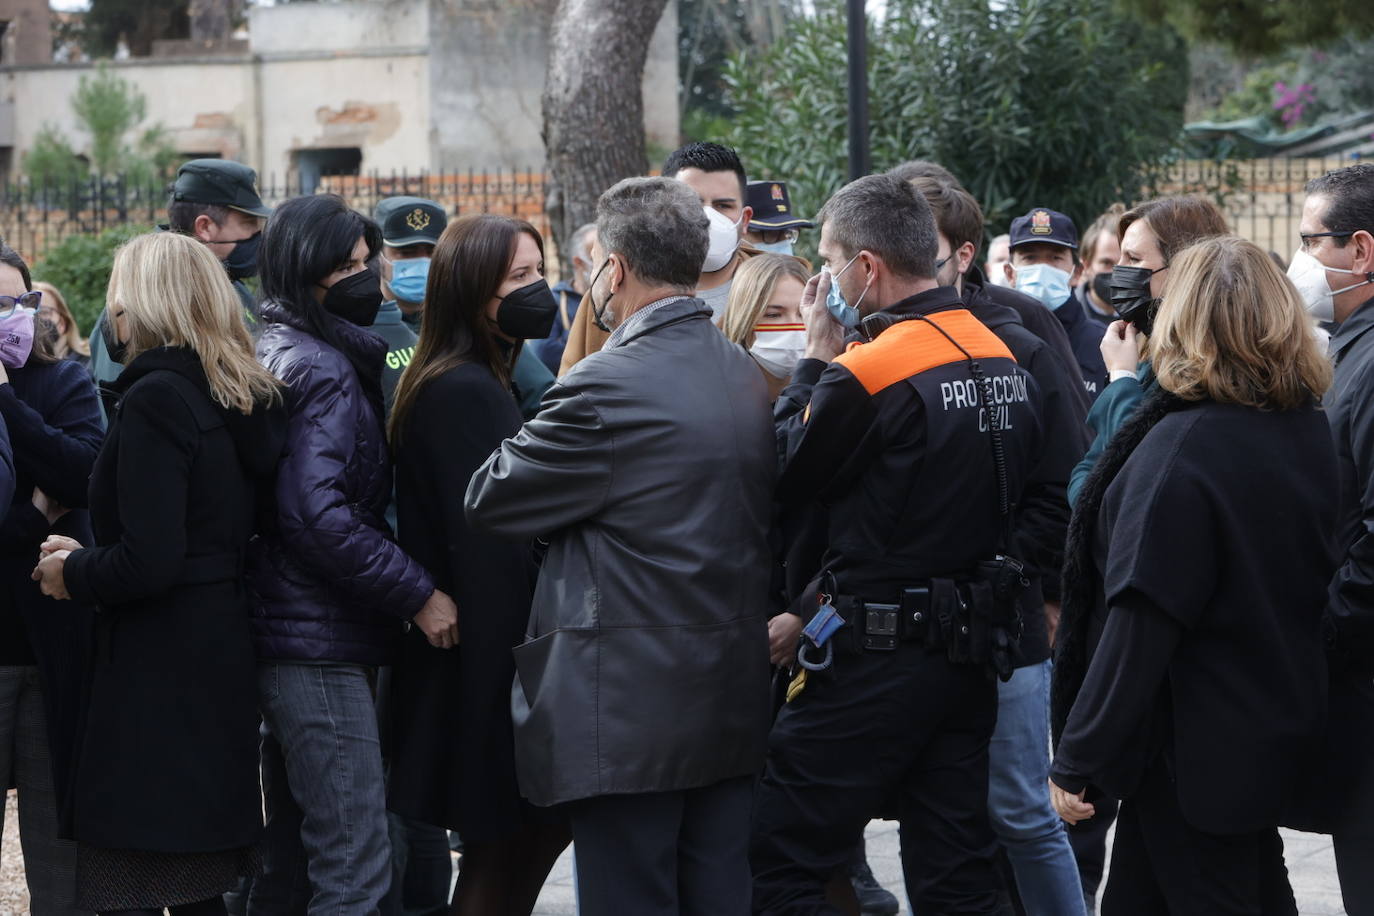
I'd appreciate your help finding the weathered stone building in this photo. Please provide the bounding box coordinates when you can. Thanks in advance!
[0,0,678,184]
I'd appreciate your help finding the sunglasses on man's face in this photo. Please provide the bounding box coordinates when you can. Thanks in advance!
[0,290,43,318]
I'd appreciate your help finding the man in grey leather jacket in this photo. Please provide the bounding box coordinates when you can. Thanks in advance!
[465,176,775,916]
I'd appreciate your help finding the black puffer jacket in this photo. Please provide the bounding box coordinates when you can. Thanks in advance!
[248,303,434,666]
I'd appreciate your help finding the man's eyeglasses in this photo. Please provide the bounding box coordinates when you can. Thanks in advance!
[0,291,43,318]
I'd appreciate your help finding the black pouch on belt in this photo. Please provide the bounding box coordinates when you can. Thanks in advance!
[931,578,969,664]
[965,579,994,668]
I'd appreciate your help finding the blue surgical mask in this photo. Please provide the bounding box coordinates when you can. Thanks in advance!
[390,257,431,304]
[825,252,868,329]
[754,239,795,257]
[1013,262,1073,309]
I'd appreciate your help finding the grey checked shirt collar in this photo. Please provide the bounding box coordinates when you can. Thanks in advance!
[605,295,693,349]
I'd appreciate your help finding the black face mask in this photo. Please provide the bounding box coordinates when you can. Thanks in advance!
[321,268,383,327]
[221,231,261,282]
[101,311,127,366]
[586,259,614,332]
[1091,272,1114,306]
[496,278,559,340]
[1110,264,1165,336]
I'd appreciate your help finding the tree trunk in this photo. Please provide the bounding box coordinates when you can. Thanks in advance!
[542,0,671,272]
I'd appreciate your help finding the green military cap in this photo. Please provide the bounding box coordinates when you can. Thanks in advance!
[375,197,447,247]
[171,159,272,218]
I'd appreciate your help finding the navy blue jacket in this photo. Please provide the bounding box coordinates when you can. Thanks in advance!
[0,360,102,667]
[1052,295,1109,403]
[0,415,12,523]
[248,303,434,665]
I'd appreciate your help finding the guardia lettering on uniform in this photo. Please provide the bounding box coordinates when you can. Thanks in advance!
[387,345,415,370]
[939,373,1029,431]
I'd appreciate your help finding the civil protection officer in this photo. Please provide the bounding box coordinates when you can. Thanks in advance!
[751,173,1043,915]
[89,159,272,388]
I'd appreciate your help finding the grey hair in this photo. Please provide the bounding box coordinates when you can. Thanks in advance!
[569,222,597,261]
[818,173,938,279]
[596,177,707,288]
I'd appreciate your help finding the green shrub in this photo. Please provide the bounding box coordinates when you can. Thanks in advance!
[35,224,155,336]
[720,0,1188,249]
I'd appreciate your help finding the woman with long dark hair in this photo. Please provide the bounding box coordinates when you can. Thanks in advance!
[246,194,458,913]
[33,231,285,916]
[386,213,568,915]
[0,241,100,915]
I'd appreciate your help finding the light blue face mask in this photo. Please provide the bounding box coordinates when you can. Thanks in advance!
[1013,262,1073,309]
[826,252,868,328]
[390,257,431,304]
[754,239,795,257]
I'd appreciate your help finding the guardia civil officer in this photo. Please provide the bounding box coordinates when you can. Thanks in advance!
[89,159,272,389]
[750,173,1044,915]
[370,195,450,915]
[373,196,446,411]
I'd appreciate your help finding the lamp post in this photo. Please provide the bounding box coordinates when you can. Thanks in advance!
[846,0,869,181]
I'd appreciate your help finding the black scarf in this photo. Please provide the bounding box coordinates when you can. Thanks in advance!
[1051,386,1191,746]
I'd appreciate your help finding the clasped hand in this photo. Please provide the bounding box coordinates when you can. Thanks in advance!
[31,535,84,601]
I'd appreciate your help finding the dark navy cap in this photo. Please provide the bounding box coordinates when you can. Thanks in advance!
[746,180,814,231]
[1009,207,1078,251]
[375,196,447,247]
[171,159,272,218]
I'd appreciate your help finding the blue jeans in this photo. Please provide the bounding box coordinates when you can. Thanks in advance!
[249,663,392,916]
[988,660,1086,916]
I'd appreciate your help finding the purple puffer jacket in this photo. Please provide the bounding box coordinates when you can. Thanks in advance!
[248,302,434,665]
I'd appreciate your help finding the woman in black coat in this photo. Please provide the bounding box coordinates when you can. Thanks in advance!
[386,213,568,915]
[0,242,101,915]
[1050,237,1339,914]
[33,232,286,916]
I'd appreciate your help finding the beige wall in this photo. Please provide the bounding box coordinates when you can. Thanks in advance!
[0,0,677,178]
[0,59,255,164]
[255,53,430,177]
[0,49,430,177]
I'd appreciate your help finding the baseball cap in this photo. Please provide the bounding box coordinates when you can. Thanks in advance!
[1009,208,1079,251]
[746,180,815,232]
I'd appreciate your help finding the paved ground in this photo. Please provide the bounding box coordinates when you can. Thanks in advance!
[1,792,1347,914]
[524,819,1347,915]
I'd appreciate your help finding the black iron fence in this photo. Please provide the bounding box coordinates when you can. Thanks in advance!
[0,168,549,265]
[0,155,1363,266]
[1151,154,1359,257]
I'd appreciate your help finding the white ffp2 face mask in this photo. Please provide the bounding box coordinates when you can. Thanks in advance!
[1288,248,1373,323]
[703,206,743,273]
[749,325,806,378]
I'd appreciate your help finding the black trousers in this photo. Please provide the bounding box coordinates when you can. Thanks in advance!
[1068,795,1119,904]
[1334,834,1374,916]
[568,774,754,916]
[750,639,1008,916]
[1102,760,1295,916]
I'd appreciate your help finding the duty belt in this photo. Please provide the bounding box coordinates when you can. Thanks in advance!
[833,581,958,652]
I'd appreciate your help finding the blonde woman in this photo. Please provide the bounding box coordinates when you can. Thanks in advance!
[1051,237,1336,913]
[32,232,285,916]
[33,281,91,367]
[719,253,809,401]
